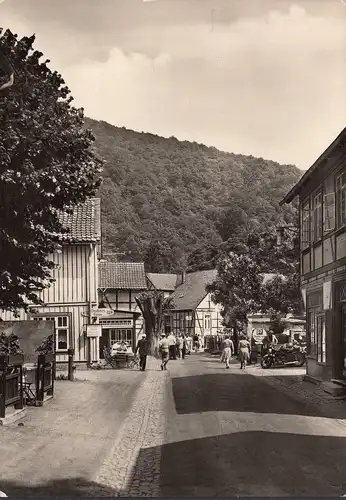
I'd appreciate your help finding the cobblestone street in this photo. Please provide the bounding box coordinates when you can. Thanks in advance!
[3,354,346,497]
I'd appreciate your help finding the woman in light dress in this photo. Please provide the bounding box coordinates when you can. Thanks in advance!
[238,334,251,369]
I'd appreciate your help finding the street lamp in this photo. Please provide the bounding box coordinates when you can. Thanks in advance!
[276,225,299,246]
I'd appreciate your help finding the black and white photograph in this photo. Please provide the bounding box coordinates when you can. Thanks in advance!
[0,0,346,497]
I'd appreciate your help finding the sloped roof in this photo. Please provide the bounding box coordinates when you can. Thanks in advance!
[147,273,177,291]
[99,261,147,290]
[281,127,346,205]
[170,269,217,311]
[58,198,101,242]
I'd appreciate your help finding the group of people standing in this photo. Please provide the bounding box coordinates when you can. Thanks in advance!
[221,334,251,370]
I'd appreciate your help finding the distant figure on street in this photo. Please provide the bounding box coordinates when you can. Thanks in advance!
[267,328,278,345]
[176,334,183,359]
[134,334,148,371]
[159,333,170,370]
[193,333,199,352]
[238,334,251,369]
[181,334,187,359]
[167,332,177,360]
[185,334,192,354]
[222,335,234,369]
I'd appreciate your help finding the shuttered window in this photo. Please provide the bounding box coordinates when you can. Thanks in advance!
[323,192,335,232]
[336,172,346,228]
[301,200,311,249]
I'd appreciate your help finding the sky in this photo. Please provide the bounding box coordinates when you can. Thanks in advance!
[1,0,346,169]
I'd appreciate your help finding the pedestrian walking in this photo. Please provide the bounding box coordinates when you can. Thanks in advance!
[222,335,234,369]
[159,333,170,370]
[238,334,251,369]
[167,332,177,360]
[176,334,182,359]
[134,333,148,371]
[181,334,187,359]
[193,333,199,352]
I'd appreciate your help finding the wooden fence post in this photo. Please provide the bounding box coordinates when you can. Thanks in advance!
[0,369,6,419]
[36,354,44,404]
[67,348,75,381]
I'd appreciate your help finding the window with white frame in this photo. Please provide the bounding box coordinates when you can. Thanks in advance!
[323,192,335,232]
[107,328,133,346]
[204,314,211,330]
[336,172,346,228]
[313,193,322,241]
[32,315,69,351]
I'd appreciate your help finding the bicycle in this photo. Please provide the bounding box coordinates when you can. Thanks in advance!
[127,354,140,370]
[102,347,118,369]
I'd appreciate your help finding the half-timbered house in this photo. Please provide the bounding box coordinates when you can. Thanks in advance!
[167,270,222,339]
[282,127,346,384]
[98,261,147,358]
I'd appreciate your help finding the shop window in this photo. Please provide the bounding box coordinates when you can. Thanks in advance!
[307,310,316,356]
[108,329,133,346]
[316,315,326,364]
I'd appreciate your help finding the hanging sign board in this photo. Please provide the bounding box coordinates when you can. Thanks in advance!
[91,308,114,318]
[86,324,102,338]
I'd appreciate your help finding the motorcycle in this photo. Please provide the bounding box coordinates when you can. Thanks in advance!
[261,343,306,369]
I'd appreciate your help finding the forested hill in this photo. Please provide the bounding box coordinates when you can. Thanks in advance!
[85,117,302,273]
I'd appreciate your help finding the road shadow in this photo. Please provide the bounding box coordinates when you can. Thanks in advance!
[0,477,118,498]
[156,430,346,496]
[171,372,346,418]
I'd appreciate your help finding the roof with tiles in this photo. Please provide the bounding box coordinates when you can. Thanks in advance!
[58,198,101,242]
[99,261,147,290]
[170,269,218,311]
[146,273,178,291]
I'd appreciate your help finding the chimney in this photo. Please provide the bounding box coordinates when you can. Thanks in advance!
[177,270,186,287]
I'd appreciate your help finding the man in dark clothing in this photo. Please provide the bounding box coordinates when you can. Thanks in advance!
[134,334,148,371]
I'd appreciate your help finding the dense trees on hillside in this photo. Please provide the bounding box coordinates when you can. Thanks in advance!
[87,118,301,272]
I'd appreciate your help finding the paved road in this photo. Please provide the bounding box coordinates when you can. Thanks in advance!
[157,354,346,497]
[3,355,346,497]
[0,369,145,497]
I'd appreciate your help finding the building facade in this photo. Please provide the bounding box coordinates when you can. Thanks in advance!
[282,128,346,382]
[98,261,147,358]
[0,198,101,365]
[167,270,222,338]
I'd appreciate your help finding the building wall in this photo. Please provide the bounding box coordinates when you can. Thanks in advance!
[195,294,222,336]
[297,155,346,382]
[170,294,222,337]
[302,264,346,381]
